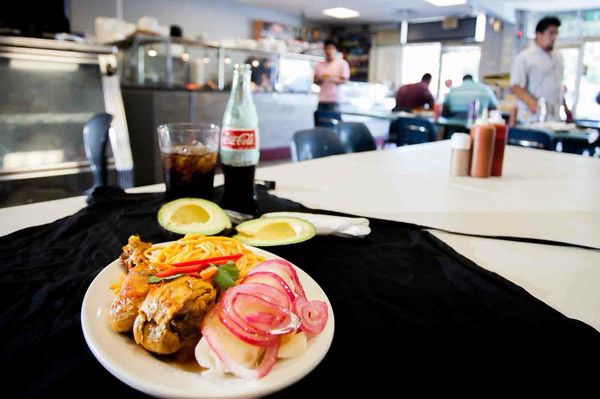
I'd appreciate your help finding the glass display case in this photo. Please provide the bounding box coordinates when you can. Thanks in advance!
[115,35,323,93]
[0,37,132,206]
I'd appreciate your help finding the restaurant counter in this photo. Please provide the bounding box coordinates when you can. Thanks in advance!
[123,88,319,186]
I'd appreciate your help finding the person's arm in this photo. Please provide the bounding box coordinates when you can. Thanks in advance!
[313,64,323,85]
[511,85,538,113]
[487,87,500,110]
[563,98,573,122]
[334,60,350,85]
[510,54,538,113]
[425,91,435,110]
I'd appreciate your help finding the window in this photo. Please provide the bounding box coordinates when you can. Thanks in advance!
[438,46,481,99]
[400,43,441,98]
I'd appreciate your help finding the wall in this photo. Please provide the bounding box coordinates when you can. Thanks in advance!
[69,0,304,42]
[369,30,402,89]
[479,21,515,77]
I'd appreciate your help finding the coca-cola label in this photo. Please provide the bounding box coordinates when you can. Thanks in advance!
[221,129,256,150]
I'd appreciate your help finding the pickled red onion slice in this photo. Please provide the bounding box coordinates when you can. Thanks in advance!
[248,259,306,298]
[242,271,296,303]
[293,296,328,335]
[202,304,279,379]
[220,285,299,346]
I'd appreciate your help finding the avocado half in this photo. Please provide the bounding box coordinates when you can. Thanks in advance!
[157,198,232,235]
[232,216,316,247]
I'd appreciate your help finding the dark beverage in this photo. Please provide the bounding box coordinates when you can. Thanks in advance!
[162,146,217,199]
[220,64,260,214]
[221,164,257,214]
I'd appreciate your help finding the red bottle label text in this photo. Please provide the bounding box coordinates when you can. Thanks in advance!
[221,129,256,150]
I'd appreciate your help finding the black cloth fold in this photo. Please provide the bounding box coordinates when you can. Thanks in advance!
[1,186,599,397]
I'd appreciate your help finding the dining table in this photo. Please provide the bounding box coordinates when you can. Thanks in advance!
[336,105,595,150]
[2,140,600,396]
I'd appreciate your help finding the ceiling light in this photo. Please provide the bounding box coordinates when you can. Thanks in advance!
[475,13,486,42]
[322,7,360,19]
[147,48,158,57]
[424,0,466,6]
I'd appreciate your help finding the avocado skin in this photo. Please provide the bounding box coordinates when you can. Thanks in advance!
[157,198,232,236]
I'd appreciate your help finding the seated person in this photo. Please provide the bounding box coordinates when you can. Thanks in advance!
[442,74,499,118]
[394,73,435,112]
[246,57,276,91]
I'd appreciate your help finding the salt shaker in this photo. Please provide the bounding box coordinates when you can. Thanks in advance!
[449,133,471,176]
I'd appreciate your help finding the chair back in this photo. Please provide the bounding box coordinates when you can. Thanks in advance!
[390,117,437,146]
[292,128,345,161]
[335,122,376,153]
[314,110,342,128]
[508,127,553,150]
[83,113,113,189]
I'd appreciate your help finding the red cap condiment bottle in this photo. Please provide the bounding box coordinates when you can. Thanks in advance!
[469,110,496,178]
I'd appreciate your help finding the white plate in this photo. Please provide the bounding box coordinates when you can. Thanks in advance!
[81,245,334,399]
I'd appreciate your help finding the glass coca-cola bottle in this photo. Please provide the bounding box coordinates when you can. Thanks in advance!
[219,64,260,214]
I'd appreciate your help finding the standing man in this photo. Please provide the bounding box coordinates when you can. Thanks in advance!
[510,16,571,122]
[314,39,350,110]
[393,73,435,112]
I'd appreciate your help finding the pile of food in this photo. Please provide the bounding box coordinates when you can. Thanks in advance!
[109,234,328,379]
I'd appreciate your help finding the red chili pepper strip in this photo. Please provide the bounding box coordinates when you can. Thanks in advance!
[172,253,243,268]
[154,253,244,278]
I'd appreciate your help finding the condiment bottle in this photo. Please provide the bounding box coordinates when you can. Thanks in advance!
[433,102,441,122]
[449,133,471,176]
[469,110,496,178]
[489,110,507,177]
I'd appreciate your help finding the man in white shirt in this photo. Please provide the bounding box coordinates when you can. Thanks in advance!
[313,39,350,110]
[510,16,571,122]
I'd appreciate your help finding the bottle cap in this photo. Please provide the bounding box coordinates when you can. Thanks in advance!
[451,133,471,150]
[489,110,505,124]
[475,108,489,125]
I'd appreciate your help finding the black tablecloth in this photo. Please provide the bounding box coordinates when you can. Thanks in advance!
[2,186,599,397]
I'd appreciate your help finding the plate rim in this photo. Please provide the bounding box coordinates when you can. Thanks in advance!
[81,244,335,399]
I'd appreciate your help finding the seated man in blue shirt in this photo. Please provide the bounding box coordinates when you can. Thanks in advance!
[442,75,500,118]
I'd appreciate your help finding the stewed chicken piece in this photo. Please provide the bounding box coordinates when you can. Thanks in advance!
[109,235,154,332]
[133,276,216,355]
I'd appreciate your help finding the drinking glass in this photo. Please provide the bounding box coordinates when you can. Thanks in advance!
[157,122,219,199]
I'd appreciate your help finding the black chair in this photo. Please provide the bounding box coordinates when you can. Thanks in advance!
[292,128,346,161]
[334,122,376,153]
[83,113,113,191]
[507,127,553,150]
[388,117,437,146]
[314,110,342,129]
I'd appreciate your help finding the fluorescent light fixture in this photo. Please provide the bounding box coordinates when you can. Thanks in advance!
[424,0,466,6]
[9,59,79,72]
[475,13,486,42]
[322,7,360,19]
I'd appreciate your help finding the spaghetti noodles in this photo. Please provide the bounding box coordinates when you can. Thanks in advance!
[144,234,265,278]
